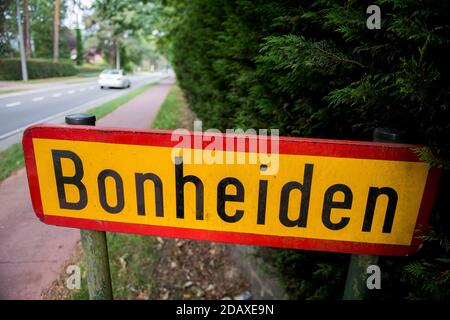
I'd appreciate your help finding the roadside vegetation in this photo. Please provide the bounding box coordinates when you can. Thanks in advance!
[0,58,106,80]
[0,144,25,181]
[153,0,450,300]
[71,233,160,300]
[151,85,191,130]
[0,1,166,80]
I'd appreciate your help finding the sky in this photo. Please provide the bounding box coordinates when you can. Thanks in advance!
[63,0,94,29]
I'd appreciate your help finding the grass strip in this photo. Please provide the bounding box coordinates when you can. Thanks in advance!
[0,143,25,181]
[0,88,31,95]
[151,84,186,130]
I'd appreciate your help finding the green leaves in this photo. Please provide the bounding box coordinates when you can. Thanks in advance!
[413,147,450,170]
[169,0,450,299]
[402,230,450,300]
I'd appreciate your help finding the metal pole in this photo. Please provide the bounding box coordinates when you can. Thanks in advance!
[343,127,406,300]
[65,113,113,300]
[16,0,28,81]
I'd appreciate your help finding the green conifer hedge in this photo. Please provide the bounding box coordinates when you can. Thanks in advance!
[0,58,77,80]
[170,0,450,299]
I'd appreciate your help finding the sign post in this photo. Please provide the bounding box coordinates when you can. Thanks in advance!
[65,114,113,300]
[343,128,407,300]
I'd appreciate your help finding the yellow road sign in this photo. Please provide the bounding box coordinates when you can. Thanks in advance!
[23,125,441,256]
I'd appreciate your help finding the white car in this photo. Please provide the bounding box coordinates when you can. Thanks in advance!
[98,69,131,89]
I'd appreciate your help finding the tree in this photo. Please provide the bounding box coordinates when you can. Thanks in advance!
[75,27,83,65]
[30,0,71,59]
[88,0,164,69]
[23,0,31,58]
[0,0,16,57]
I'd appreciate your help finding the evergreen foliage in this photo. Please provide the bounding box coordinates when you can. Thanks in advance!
[0,0,73,60]
[0,58,77,80]
[171,0,450,153]
[168,0,450,299]
[76,28,83,66]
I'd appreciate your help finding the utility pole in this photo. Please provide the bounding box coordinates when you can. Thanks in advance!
[16,0,28,81]
[53,0,60,62]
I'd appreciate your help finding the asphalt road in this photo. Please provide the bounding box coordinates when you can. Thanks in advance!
[0,72,166,149]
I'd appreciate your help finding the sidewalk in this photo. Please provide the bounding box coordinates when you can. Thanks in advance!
[0,77,174,299]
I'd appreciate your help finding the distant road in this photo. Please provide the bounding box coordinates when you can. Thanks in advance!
[0,72,166,149]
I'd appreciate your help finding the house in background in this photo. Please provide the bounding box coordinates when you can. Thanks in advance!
[84,48,104,65]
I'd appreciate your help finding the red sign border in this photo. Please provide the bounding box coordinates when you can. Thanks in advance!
[22,124,441,256]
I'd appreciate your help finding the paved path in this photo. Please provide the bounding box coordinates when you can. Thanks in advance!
[0,77,175,299]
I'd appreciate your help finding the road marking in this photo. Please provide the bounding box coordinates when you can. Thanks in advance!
[89,86,95,90]
[68,90,75,94]
[80,88,86,92]
[0,76,165,141]
[32,97,44,102]
[5,102,21,107]
[52,93,62,98]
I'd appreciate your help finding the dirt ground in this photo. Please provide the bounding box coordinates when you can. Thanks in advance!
[41,238,250,300]
[150,238,250,300]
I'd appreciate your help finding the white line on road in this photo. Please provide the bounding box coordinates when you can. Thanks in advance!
[80,88,86,92]
[68,90,75,94]
[52,93,62,97]
[5,102,21,107]
[32,97,44,102]
[89,86,95,90]
[0,76,165,142]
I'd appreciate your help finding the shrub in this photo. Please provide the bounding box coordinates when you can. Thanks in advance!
[0,58,77,80]
[168,0,450,300]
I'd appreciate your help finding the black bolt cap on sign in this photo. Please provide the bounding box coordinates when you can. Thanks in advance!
[65,113,96,126]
